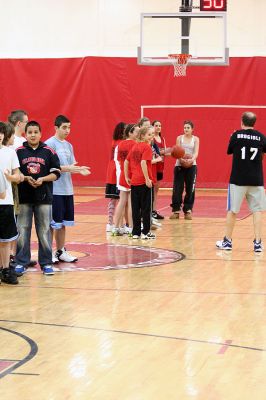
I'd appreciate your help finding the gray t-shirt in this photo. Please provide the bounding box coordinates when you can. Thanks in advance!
[45,136,75,195]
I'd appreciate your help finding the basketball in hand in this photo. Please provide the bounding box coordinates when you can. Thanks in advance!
[180,153,193,168]
[171,145,185,159]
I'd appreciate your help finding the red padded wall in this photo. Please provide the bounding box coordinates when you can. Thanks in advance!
[0,56,265,187]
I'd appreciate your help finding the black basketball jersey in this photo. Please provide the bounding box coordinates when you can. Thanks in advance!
[228,129,266,186]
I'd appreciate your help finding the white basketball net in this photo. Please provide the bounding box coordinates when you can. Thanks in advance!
[168,54,191,77]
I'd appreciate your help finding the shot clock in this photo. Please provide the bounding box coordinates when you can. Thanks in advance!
[200,0,227,12]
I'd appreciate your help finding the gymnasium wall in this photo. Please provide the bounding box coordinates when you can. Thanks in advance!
[0,1,266,188]
[0,56,265,188]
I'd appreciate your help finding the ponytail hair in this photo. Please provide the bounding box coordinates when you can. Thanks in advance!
[138,117,150,127]
[124,123,137,138]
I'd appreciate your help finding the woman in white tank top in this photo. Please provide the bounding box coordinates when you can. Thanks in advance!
[170,120,200,220]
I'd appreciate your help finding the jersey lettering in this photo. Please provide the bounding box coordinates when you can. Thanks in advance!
[240,146,258,160]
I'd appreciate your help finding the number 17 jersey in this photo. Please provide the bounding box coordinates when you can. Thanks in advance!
[228,128,266,186]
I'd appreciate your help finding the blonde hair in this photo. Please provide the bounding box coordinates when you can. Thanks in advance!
[137,126,152,142]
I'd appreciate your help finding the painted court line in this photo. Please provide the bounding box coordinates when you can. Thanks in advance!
[218,340,232,354]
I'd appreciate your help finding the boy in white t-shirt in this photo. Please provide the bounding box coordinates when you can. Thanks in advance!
[8,109,28,150]
[0,170,7,199]
[0,122,21,285]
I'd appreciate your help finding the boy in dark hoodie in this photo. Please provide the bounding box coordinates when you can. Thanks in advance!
[15,121,61,275]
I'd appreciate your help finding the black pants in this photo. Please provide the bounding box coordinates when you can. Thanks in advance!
[131,184,152,235]
[171,165,197,213]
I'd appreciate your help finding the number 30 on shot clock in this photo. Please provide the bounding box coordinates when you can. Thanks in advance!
[200,0,227,11]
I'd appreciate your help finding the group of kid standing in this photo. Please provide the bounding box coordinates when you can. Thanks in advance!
[0,110,90,285]
[105,117,200,239]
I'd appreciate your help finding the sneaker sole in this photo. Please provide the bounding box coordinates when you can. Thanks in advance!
[216,245,232,251]
[15,270,27,275]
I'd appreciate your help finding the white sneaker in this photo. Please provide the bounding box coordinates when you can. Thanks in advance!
[106,223,114,232]
[52,253,60,264]
[56,248,78,262]
[124,226,132,235]
[141,232,156,240]
[112,227,123,236]
[118,226,125,234]
[152,218,162,227]
[122,225,132,235]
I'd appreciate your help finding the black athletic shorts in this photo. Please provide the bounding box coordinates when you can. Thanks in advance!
[105,183,120,199]
[0,205,18,242]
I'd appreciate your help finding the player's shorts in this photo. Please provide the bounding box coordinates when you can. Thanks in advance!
[51,195,75,229]
[105,183,120,199]
[116,162,130,192]
[227,184,266,213]
[157,172,163,181]
[117,183,130,192]
[0,205,18,242]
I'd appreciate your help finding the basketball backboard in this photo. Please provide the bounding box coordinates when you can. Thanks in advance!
[138,12,229,67]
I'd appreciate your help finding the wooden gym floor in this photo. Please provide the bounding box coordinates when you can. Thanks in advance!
[0,187,266,400]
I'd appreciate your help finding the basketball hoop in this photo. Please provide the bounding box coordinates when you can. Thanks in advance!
[168,53,191,77]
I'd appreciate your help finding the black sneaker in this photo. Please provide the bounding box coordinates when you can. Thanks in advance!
[216,237,232,250]
[254,239,263,253]
[152,211,164,220]
[1,267,19,285]
[11,264,23,277]
[26,260,38,268]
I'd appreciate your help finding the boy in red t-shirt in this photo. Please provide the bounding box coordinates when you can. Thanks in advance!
[125,126,155,239]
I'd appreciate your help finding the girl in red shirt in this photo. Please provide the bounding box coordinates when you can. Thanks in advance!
[112,124,139,235]
[125,126,155,239]
[105,122,126,232]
